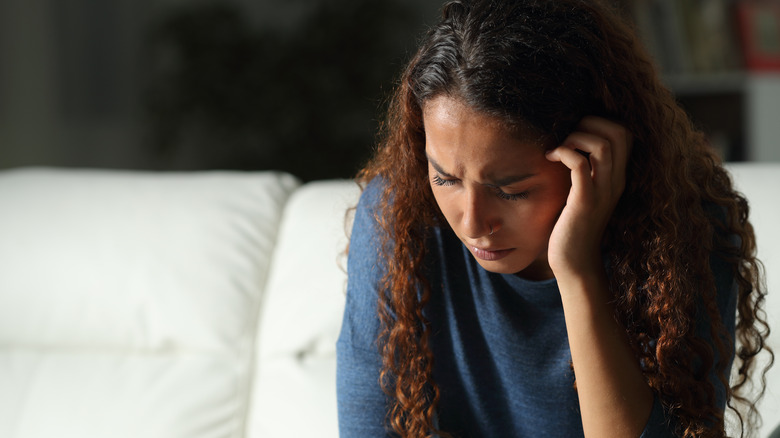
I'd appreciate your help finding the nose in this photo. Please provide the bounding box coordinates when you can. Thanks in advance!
[461,189,498,239]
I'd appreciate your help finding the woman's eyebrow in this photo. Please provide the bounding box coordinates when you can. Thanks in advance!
[426,153,535,186]
[426,154,456,178]
[487,173,536,187]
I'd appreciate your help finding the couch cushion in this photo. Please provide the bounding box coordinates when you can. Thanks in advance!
[0,168,299,438]
[726,163,780,438]
[247,179,359,438]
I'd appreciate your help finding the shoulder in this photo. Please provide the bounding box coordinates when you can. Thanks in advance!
[341,178,394,350]
[356,177,386,215]
[350,178,388,258]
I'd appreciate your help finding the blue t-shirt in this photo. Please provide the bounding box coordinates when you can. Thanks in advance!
[337,180,736,437]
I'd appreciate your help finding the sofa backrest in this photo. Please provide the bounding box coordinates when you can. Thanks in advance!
[0,168,301,438]
[246,180,359,438]
[726,163,780,438]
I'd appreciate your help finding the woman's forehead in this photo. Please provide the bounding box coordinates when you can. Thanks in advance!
[422,95,552,148]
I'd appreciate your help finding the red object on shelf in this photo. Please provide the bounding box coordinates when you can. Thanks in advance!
[736,1,780,71]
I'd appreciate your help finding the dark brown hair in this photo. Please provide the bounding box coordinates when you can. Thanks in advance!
[356,0,772,436]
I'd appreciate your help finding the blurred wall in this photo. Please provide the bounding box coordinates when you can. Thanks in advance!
[5,1,776,179]
[0,0,146,169]
[0,0,440,181]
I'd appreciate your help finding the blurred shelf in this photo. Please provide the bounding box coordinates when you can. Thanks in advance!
[663,72,747,96]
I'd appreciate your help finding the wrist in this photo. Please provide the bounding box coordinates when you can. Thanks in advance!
[555,263,611,307]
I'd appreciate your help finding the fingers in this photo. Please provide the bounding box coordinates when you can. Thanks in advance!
[576,116,632,194]
[546,116,632,205]
[578,116,633,158]
[546,145,594,200]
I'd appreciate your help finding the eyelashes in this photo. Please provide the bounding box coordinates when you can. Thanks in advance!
[496,190,529,201]
[431,174,529,201]
[431,174,456,187]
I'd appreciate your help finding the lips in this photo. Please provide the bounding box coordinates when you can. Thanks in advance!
[469,246,514,261]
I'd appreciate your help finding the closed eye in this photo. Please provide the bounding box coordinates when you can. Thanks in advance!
[433,173,529,201]
[494,189,529,201]
[431,174,457,187]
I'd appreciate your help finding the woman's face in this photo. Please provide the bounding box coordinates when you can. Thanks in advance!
[423,96,571,280]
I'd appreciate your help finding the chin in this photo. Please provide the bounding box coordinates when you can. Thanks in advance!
[475,257,554,281]
[474,258,528,275]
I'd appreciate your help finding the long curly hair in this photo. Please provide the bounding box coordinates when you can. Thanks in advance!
[355,1,772,436]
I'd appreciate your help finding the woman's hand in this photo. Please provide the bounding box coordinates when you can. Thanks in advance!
[545,118,651,438]
[544,116,632,282]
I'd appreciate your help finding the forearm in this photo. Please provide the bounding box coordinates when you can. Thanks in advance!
[557,268,654,438]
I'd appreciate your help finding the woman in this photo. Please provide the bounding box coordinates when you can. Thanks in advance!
[336,0,771,437]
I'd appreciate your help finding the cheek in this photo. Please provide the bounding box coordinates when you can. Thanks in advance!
[430,186,487,235]
[542,187,569,221]
[509,193,567,236]
[538,172,571,219]
[430,185,452,215]
[432,191,460,226]
[552,168,573,199]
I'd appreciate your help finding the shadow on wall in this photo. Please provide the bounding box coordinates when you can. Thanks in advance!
[143,1,424,181]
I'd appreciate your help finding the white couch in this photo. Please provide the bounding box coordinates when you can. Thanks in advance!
[0,164,777,438]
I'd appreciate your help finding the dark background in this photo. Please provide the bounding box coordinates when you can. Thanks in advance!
[0,0,440,181]
[0,1,769,181]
